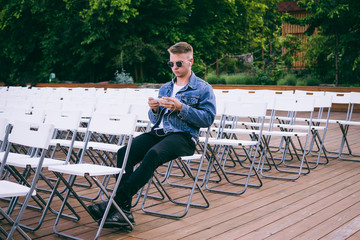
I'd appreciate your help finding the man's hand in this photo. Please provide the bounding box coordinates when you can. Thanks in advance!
[148,97,160,112]
[161,97,183,111]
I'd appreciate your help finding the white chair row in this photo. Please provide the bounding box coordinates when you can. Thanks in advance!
[140,97,316,219]
[0,109,140,239]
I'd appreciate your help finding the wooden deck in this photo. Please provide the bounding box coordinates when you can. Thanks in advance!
[1,111,360,240]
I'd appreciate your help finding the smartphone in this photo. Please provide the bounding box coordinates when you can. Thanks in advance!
[154,98,168,104]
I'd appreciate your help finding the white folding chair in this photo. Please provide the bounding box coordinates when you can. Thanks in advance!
[1,110,81,232]
[128,102,152,134]
[0,120,54,240]
[48,112,138,239]
[4,110,84,232]
[337,92,360,161]
[259,96,315,180]
[141,128,211,218]
[320,91,351,157]
[203,100,267,195]
[296,94,333,167]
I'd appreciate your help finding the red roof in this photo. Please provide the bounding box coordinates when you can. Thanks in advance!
[278,1,304,12]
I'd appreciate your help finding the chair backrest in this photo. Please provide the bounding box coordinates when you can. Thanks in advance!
[270,96,314,126]
[95,101,130,115]
[8,120,55,149]
[223,101,268,118]
[313,95,333,108]
[128,103,150,121]
[273,96,297,111]
[350,92,360,104]
[260,89,294,96]
[88,112,138,136]
[62,99,96,119]
[294,97,315,112]
[44,110,82,131]
[272,95,314,112]
[219,101,268,140]
[325,91,351,104]
[4,108,45,124]
[294,90,325,96]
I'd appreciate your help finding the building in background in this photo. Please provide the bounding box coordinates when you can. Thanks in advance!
[278,1,316,70]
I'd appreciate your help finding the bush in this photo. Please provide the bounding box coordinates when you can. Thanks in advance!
[225,73,252,85]
[205,73,219,84]
[296,78,307,86]
[218,75,227,84]
[205,73,226,84]
[254,70,271,85]
[277,73,297,86]
[277,78,288,85]
[114,69,134,84]
[252,65,276,85]
[304,75,320,86]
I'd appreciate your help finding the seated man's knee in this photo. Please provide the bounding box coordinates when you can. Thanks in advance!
[117,147,126,165]
[143,149,164,169]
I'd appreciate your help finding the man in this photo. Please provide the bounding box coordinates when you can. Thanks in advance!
[88,42,216,228]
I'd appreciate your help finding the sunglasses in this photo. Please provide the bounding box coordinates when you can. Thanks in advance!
[167,61,184,68]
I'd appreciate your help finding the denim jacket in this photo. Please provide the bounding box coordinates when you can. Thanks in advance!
[148,72,216,140]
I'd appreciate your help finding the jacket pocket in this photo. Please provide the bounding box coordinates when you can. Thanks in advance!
[178,95,199,107]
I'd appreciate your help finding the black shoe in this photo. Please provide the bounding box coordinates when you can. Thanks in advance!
[103,210,135,228]
[88,201,115,222]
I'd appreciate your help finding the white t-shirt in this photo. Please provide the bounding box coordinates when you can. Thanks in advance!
[157,83,183,129]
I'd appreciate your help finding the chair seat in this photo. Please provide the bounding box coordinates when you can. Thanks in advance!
[0,152,31,159]
[207,138,258,146]
[337,120,360,126]
[87,141,122,152]
[216,128,262,135]
[6,157,65,168]
[0,180,36,198]
[180,154,203,161]
[278,116,337,124]
[48,163,122,176]
[275,124,326,131]
[50,139,85,149]
[237,121,270,128]
[262,130,308,137]
[136,122,150,128]
[77,127,88,133]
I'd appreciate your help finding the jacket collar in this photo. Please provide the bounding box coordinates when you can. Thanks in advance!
[171,72,197,90]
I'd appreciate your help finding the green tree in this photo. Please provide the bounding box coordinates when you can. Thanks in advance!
[284,0,360,85]
[116,0,192,83]
[0,0,284,85]
[0,0,139,85]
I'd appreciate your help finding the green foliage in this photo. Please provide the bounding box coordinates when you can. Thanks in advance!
[205,73,219,85]
[296,78,306,86]
[303,75,320,86]
[277,73,297,86]
[10,0,357,86]
[0,0,140,85]
[113,68,134,84]
[277,34,302,71]
[284,0,360,85]
[0,0,284,85]
[204,67,325,87]
[252,65,276,85]
[204,72,226,85]
[225,73,253,85]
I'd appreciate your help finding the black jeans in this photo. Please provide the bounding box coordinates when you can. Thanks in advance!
[115,129,196,208]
